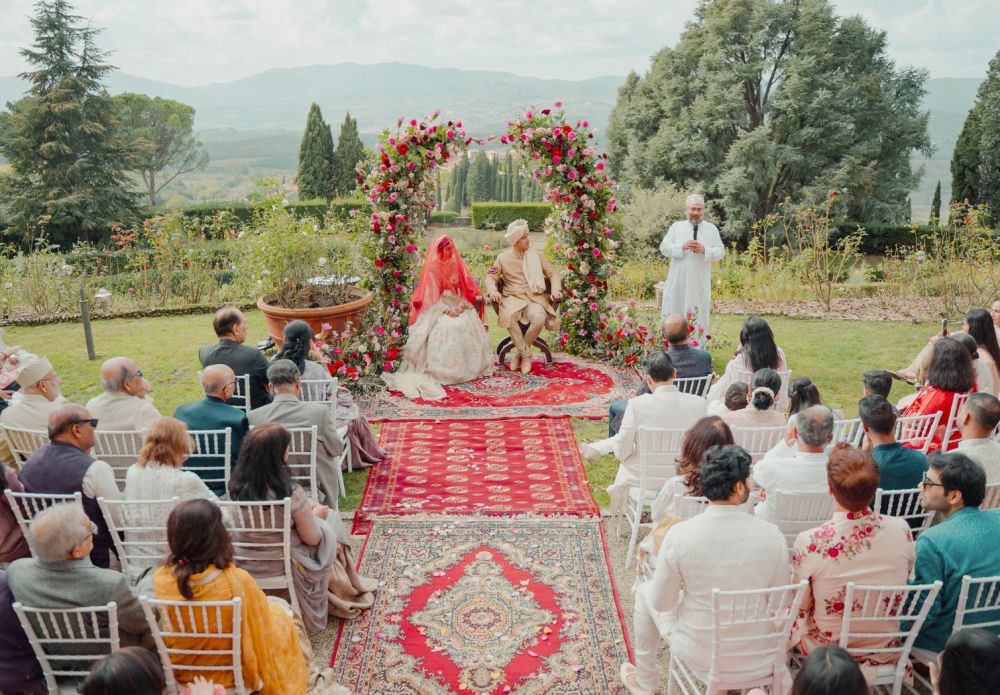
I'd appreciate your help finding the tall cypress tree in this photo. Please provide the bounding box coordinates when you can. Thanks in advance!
[332,112,365,196]
[950,49,1000,216]
[0,0,138,245]
[296,103,334,200]
[930,181,941,225]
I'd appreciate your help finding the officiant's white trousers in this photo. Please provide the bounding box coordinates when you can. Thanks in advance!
[509,303,546,354]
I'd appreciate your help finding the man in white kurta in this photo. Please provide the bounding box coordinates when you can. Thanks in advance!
[659,194,725,332]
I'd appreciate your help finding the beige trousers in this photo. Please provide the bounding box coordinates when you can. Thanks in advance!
[508,302,547,353]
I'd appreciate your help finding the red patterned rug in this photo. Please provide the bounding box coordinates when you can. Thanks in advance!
[360,353,638,421]
[352,417,599,534]
[332,516,632,694]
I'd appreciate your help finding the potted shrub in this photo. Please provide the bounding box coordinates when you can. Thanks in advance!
[232,195,371,347]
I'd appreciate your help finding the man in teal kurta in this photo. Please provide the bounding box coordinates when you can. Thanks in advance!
[911,452,1000,659]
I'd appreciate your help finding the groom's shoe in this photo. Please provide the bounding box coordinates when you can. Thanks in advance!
[509,353,522,371]
[520,350,532,374]
[580,443,601,463]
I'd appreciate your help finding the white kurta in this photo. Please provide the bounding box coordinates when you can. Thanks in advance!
[659,219,725,331]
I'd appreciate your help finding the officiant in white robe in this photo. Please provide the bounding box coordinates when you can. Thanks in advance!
[659,194,725,333]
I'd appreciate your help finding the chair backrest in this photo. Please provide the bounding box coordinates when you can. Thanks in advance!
[768,490,834,548]
[731,426,787,462]
[0,425,49,470]
[952,574,1000,633]
[872,487,935,534]
[98,496,179,585]
[228,374,252,416]
[705,581,808,682]
[673,494,711,521]
[300,377,338,404]
[140,596,247,695]
[831,418,863,445]
[285,425,318,497]
[983,482,1000,510]
[218,498,298,615]
[13,601,119,692]
[636,427,686,493]
[895,412,942,454]
[91,429,146,489]
[3,490,83,557]
[673,375,714,398]
[839,581,942,687]
[940,392,971,452]
[184,428,233,494]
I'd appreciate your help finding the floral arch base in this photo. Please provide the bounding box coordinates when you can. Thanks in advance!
[326,105,658,384]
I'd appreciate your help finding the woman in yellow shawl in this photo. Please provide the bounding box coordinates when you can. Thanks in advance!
[152,499,308,694]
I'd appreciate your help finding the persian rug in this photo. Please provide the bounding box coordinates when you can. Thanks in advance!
[351,417,599,534]
[331,516,632,694]
[360,353,638,421]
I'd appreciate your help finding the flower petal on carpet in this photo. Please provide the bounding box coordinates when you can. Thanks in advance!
[331,516,632,694]
[360,353,639,421]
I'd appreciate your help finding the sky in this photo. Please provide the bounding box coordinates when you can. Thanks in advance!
[0,0,996,86]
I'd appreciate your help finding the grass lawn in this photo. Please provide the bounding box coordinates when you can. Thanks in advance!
[4,310,937,510]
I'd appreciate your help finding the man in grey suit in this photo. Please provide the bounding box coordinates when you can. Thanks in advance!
[5,503,151,648]
[249,359,345,508]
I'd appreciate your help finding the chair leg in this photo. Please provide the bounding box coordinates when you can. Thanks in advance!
[534,338,553,363]
[496,337,513,358]
[625,500,643,567]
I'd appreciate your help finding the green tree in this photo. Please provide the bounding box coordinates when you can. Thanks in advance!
[449,157,468,213]
[332,112,365,196]
[930,180,941,225]
[950,49,1000,217]
[469,151,494,202]
[296,103,334,200]
[607,0,931,238]
[0,0,138,245]
[116,92,208,207]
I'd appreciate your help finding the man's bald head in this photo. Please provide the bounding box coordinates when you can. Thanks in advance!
[662,314,690,345]
[201,364,236,398]
[47,404,91,440]
[100,356,139,393]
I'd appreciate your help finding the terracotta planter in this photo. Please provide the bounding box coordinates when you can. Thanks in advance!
[257,288,373,348]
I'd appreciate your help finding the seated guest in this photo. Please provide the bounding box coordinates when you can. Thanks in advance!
[173,364,250,495]
[0,355,63,466]
[608,313,712,436]
[748,646,868,695]
[81,647,166,695]
[619,445,790,695]
[791,445,915,677]
[787,376,823,423]
[859,395,927,491]
[0,568,45,695]
[932,628,1000,695]
[950,332,993,400]
[198,307,271,410]
[706,315,787,405]
[229,424,375,631]
[152,499,310,692]
[705,380,747,417]
[1,464,30,563]
[6,504,150,647]
[862,369,893,399]
[910,452,1000,661]
[955,393,1000,483]
[993,299,1000,343]
[583,352,707,509]
[18,406,120,568]
[125,417,214,501]
[85,357,161,431]
[248,360,345,507]
[650,416,734,523]
[900,338,977,452]
[273,320,385,470]
[753,405,834,522]
[721,368,787,428]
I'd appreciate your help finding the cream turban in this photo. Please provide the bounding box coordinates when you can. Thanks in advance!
[16,354,54,387]
[505,219,530,244]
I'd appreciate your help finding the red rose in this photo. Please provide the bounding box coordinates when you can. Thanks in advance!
[396,143,409,155]
[828,548,839,558]
[374,259,385,268]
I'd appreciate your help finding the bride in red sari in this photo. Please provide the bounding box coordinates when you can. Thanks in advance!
[382,235,495,400]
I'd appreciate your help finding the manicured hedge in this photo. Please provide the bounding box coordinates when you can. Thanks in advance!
[470,203,551,232]
[151,198,368,225]
[429,210,459,224]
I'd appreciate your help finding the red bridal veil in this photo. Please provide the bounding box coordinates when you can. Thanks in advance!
[408,235,485,326]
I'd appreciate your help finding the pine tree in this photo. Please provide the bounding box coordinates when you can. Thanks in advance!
[332,112,365,196]
[296,103,334,200]
[950,49,1000,216]
[0,0,138,245]
[930,181,941,225]
[951,109,981,207]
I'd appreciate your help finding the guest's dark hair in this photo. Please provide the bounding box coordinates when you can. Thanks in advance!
[643,351,675,383]
[81,646,165,695]
[787,377,822,416]
[724,382,749,411]
[750,368,781,411]
[966,392,1000,431]
[862,370,892,398]
[675,417,734,497]
[858,394,896,435]
[966,308,1000,368]
[827,443,880,511]
[166,499,234,600]
[273,319,313,374]
[790,646,868,695]
[738,316,780,371]
[927,451,986,508]
[699,444,751,501]
[229,423,294,502]
[212,307,243,337]
[953,332,980,362]
[938,628,1000,695]
[926,338,976,393]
